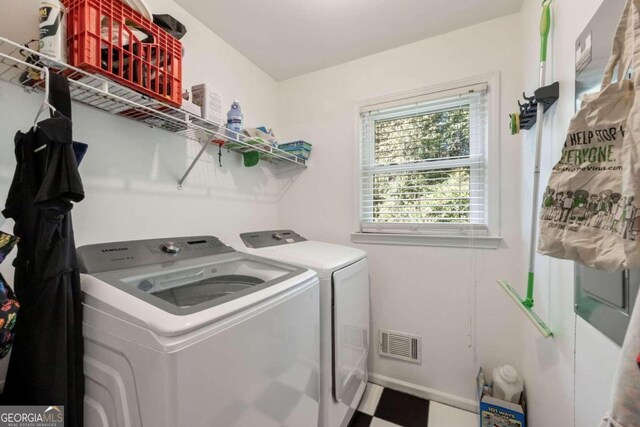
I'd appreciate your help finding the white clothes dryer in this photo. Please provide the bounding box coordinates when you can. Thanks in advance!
[226,230,370,427]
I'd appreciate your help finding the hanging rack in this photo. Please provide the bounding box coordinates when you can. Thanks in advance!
[508,82,559,135]
[0,36,307,188]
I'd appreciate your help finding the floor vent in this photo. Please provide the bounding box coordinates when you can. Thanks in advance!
[379,329,421,364]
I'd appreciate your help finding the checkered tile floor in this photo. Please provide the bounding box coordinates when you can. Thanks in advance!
[349,383,477,427]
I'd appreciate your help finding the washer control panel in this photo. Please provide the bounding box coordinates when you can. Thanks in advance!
[240,230,307,249]
[77,236,235,274]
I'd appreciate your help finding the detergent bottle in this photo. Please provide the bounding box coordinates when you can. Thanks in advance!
[226,100,243,138]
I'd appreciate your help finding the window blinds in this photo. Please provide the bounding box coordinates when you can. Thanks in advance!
[360,83,489,233]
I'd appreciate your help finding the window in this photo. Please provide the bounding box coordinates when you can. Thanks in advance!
[357,76,500,244]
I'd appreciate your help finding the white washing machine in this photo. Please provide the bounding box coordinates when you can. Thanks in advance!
[226,230,370,427]
[77,236,320,427]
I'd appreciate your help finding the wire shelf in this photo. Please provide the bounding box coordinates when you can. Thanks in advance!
[0,36,307,187]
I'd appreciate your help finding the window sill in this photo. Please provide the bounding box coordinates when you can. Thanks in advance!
[350,232,502,249]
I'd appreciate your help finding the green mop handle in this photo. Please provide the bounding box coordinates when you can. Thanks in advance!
[540,0,552,62]
[525,0,552,309]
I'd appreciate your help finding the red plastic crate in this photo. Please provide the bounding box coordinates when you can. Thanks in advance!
[64,0,182,107]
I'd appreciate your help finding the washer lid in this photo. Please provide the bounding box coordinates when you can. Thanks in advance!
[78,236,315,333]
[85,251,307,316]
[81,251,317,337]
[244,240,366,278]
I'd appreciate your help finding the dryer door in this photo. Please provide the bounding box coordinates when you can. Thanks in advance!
[333,258,370,406]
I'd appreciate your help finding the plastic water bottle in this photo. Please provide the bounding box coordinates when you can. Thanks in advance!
[492,365,523,403]
[226,100,243,139]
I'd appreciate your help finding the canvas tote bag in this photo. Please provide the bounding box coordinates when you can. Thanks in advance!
[538,0,640,271]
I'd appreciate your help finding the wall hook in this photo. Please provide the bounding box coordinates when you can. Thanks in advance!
[509,82,559,134]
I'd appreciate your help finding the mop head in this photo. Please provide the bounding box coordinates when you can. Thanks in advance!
[497,280,553,337]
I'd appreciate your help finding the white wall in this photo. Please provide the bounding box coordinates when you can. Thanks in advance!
[518,1,622,426]
[276,14,528,405]
[276,3,625,424]
[575,317,621,426]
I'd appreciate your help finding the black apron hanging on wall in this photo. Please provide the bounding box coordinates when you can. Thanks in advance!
[2,73,85,427]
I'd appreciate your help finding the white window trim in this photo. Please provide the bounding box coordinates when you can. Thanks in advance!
[351,72,502,249]
[350,232,502,249]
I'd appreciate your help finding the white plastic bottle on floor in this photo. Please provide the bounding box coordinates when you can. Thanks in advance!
[492,365,523,403]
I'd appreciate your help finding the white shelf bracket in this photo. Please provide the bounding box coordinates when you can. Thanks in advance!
[177,140,214,190]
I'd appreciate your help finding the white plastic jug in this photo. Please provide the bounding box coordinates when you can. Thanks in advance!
[226,100,243,133]
[492,365,523,404]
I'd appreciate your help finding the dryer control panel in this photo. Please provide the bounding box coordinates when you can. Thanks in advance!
[240,230,307,248]
[77,236,235,274]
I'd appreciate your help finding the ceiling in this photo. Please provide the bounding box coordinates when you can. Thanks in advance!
[176,0,523,81]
